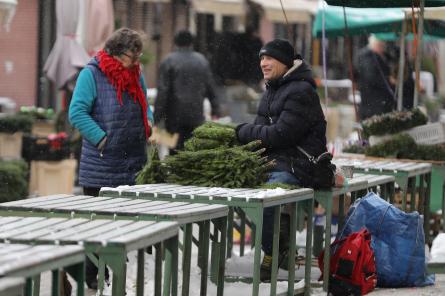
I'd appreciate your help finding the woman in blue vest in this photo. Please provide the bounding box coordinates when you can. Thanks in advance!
[69,27,153,289]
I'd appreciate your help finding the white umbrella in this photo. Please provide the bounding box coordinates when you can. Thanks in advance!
[44,0,90,89]
[84,0,114,56]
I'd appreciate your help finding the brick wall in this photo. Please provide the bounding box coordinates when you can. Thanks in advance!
[0,1,38,110]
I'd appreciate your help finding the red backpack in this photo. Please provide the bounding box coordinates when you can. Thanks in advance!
[318,228,377,296]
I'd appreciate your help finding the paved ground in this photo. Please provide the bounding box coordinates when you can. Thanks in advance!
[37,248,445,296]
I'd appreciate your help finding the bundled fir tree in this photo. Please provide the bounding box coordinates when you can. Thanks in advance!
[137,122,275,188]
[362,108,427,138]
[136,146,166,184]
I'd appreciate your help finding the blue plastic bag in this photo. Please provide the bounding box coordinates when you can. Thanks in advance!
[338,192,434,287]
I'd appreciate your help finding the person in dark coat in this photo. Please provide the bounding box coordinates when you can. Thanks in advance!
[236,39,327,281]
[355,35,396,120]
[69,27,153,289]
[154,30,220,152]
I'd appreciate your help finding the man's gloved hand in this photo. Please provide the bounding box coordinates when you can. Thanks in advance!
[235,123,247,142]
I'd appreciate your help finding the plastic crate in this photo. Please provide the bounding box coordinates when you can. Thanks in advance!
[22,134,70,161]
[406,122,445,145]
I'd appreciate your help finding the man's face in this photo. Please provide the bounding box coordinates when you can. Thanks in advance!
[260,55,288,81]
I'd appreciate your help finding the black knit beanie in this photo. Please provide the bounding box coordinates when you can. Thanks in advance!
[259,39,295,68]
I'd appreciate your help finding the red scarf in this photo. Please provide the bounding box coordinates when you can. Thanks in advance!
[97,49,151,139]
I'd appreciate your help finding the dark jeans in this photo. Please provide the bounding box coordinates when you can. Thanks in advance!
[262,171,301,255]
[83,187,107,284]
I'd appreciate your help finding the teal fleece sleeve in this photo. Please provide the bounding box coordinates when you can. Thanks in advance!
[68,68,106,146]
[139,74,154,124]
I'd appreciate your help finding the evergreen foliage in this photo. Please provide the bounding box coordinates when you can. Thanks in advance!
[0,160,28,202]
[0,114,33,133]
[365,134,445,161]
[362,108,427,138]
[137,122,274,188]
[136,146,166,184]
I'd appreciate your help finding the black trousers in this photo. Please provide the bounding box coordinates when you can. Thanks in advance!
[83,187,108,284]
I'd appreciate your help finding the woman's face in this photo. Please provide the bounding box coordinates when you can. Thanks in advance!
[116,51,142,68]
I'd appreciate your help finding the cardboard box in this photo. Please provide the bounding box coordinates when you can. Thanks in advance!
[29,159,77,196]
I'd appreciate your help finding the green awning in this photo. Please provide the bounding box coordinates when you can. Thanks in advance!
[313,6,404,37]
[325,0,445,8]
[313,5,445,38]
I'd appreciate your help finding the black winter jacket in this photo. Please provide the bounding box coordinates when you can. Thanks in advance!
[237,61,327,176]
[355,48,395,120]
[154,48,220,132]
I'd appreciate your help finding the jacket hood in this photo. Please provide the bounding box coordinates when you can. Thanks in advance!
[266,59,317,90]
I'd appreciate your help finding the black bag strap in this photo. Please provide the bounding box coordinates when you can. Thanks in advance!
[296,146,316,163]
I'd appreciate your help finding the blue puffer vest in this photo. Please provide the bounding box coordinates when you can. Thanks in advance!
[79,59,147,188]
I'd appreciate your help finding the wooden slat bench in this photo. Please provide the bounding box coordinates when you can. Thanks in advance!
[0,216,178,296]
[0,242,84,296]
[335,157,433,243]
[0,195,228,296]
[99,184,314,296]
[0,278,25,296]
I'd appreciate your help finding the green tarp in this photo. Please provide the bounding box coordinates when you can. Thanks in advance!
[313,5,445,38]
[326,0,445,8]
[313,6,404,37]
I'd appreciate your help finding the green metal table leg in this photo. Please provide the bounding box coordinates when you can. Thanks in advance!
[197,222,204,269]
[270,206,281,296]
[32,275,40,296]
[425,173,432,244]
[397,177,409,212]
[239,209,246,257]
[338,194,345,231]
[136,249,145,296]
[217,217,227,296]
[323,194,333,291]
[227,208,234,258]
[163,236,179,296]
[182,224,193,296]
[102,252,127,296]
[243,206,264,296]
[304,198,314,296]
[65,261,85,296]
[51,270,60,296]
[200,220,210,296]
[25,278,32,296]
[154,243,163,296]
[98,257,106,295]
[287,202,297,296]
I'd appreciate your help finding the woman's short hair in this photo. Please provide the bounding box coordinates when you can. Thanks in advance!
[104,28,143,56]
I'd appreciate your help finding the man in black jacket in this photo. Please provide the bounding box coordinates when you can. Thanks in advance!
[236,39,327,281]
[355,35,396,119]
[154,30,220,152]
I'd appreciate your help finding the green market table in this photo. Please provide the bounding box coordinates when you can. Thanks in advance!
[314,173,395,291]
[0,278,25,296]
[100,184,315,296]
[334,157,433,242]
[0,216,178,296]
[0,194,228,296]
[0,241,84,296]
